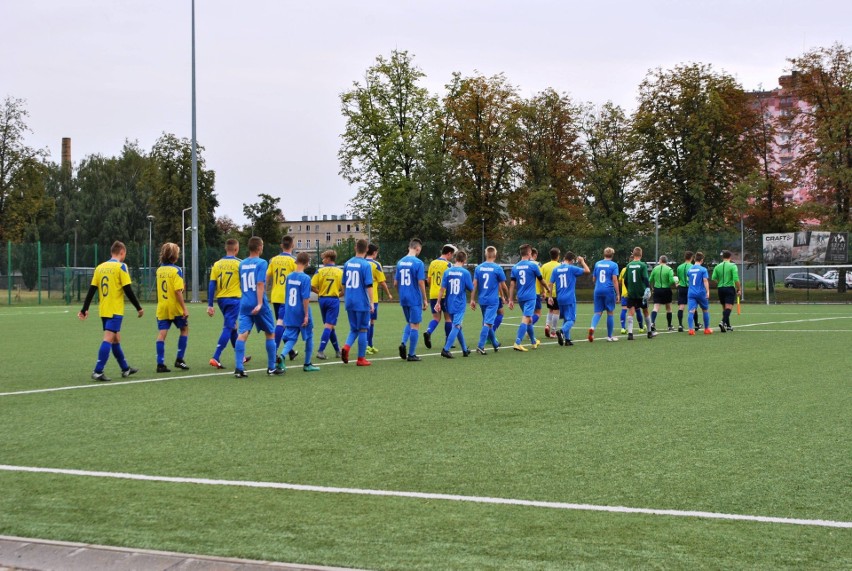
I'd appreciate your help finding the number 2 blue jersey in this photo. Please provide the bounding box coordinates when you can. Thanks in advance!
[343,257,374,312]
[550,264,585,305]
[687,265,709,297]
[395,255,426,307]
[593,259,619,294]
[474,261,506,305]
[238,256,269,311]
[441,266,473,315]
[283,271,313,327]
[511,260,542,302]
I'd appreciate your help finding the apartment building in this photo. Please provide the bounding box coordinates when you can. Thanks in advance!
[282,214,368,252]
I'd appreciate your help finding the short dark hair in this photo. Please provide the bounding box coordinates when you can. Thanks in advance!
[694,251,705,262]
[322,249,336,262]
[296,251,310,266]
[367,243,379,256]
[110,241,126,256]
[519,244,531,257]
[281,235,293,249]
[550,247,560,261]
[564,251,576,262]
[684,250,694,261]
[721,250,732,259]
[225,238,239,252]
[409,238,423,250]
[530,247,538,257]
[454,250,467,263]
[442,245,455,256]
[248,236,263,253]
[355,238,369,254]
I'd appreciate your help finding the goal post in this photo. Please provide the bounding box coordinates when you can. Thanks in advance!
[763,264,852,304]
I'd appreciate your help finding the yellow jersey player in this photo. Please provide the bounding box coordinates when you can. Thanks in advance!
[311,249,344,360]
[366,243,393,354]
[155,242,189,372]
[540,247,561,338]
[423,244,455,349]
[207,238,250,369]
[78,241,144,382]
[267,235,298,361]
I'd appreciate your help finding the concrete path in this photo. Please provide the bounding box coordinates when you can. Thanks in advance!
[0,536,365,571]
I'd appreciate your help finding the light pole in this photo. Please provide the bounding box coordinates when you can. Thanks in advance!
[147,215,155,291]
[74,219,79,267]
[481,217,485,262]
[189,0,200,302]
[181,207,192,276]
[654,211,659,262]
[740,214,745,301]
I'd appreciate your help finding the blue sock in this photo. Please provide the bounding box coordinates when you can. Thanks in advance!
[401,324,411,345]
[110,343,128,370]
[229,329,238,347]
[330,330,340,351]
[235,339,246,371]
[408,328,419,356]
[606,315,614,337]
[651,311,658,327]
[494,313,503,331]
[156,340,165,365]
[177,335,188,359]
[457,330,468,352]
[637,312,644,328]
[445,327,460,351]
[532,314,540,325]
[703,311,711,329]
[282,336,297,361]
[620,308,626,328]
[444,320,452,340]
[358,331,368,358]
[304,335,313,365]
[368,323,375,346]
[591,313,602,329]
[91,345,106,373]
[688,312,694,329]
[527,323,537,344]
[319,328,331,352]
[274,324,284,350]
[516,323,527,344]
[214,327,231,360]
[563,320,574,340]
[426,319,439,335]
[345,329,358,347]
[479,326,490,349]
[489,328,499,347]
[266,339,277,370]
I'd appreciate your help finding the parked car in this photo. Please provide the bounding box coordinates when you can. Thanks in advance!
[783,272,836,289]
[822,270,852,288]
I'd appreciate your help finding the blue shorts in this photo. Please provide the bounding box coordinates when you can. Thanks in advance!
[217,298,240,329]
[594,291,616,313]
[238,303,276,334]
[157,316,188,331]
[535,295,542,311]
[688,294,709,312]
[283,323,313,342]
[101,315,123,332]
[402,304,423,325]
[559,303,577,323]
[319,297,340,326]
[430,298,448,315]
[347,309,370,331]
[518,299,536,318]
[621,296,629,307]
[370,302,379,321]
[480,303,499,326]
[450,309,466,327]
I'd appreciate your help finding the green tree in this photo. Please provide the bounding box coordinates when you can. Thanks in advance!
[788,43,852,228]
[633,63,759,232]
[243,193,283,259]
[339,50,449,242]
[579,102,638,236]
[443,72,520,244]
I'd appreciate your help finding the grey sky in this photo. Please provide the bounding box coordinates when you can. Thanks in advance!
[4,1,849,225]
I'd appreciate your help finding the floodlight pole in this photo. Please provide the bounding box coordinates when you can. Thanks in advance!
[190,0,200,302]
[654,211,659,262]
[182,207,192,276]
[147,215,155,290]
[74,219,79,267]
[740,215,745,301]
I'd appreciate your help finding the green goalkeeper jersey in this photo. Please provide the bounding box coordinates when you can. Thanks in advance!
[624,260,649,298]
[650,263,675,288]
[711,261,739,287]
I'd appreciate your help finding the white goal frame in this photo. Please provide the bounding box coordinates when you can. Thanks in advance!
[764,264,852,304]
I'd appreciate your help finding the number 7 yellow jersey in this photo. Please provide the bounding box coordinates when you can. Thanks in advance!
[312,264,344,297]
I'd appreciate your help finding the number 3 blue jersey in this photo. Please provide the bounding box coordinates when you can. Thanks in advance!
[396,255,426,307]
[441,266,473,315]
[474,261,506,305]
[511,260,542,302]
[239,257,269,311]
[343,257,373,312]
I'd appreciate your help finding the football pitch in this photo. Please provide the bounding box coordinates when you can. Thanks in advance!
[0,302,850,569]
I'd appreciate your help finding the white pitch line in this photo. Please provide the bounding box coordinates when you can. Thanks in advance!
[0,309,71,317]
[736,316,852,328]
[737,329,852,333]
[0,464,848,529]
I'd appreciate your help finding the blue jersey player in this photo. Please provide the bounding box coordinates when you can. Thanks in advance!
[588,247,621,342]
[341,238,374,366]
[686,251,712,336]
[508,244,550,351]
[435,251,474,358]
[470,245,508,354]
[280,252,320,372]
[549,252,590,346]
[234,237,282,377]
[394,238,428,361]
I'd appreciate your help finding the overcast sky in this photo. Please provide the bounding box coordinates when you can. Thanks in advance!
[4,0,849,225]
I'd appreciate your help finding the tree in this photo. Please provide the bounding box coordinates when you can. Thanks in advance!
[339,50,449,242]
[0,97,48,241]
[243,193,283,258]
[510,89,586,239]
[579,102,638,236]
[633,64,759,232]
[443,72,520,244]
[788,43,852,228]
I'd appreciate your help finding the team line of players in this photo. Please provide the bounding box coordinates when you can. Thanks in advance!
[78,237,742,380]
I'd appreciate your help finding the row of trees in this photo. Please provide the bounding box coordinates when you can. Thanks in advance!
[339,44,852,245]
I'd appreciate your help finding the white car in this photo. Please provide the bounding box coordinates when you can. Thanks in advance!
[822,270,852,288]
